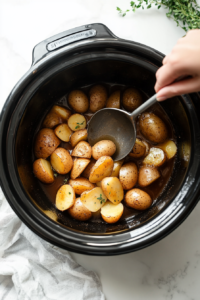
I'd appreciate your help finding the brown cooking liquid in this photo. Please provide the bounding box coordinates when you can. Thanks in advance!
[37,83,176,223]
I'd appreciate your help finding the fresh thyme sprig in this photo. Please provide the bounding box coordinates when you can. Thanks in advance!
[117,0,200,32]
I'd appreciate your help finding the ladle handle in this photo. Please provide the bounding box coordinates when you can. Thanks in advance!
[130,94,157,120]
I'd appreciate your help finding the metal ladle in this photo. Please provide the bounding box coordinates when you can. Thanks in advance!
[87,94,158,161]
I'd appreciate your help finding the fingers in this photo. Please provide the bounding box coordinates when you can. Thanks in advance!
[155,64,182,93]
[156,77,200,101]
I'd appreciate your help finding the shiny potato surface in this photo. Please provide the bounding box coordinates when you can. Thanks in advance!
[34,128,60,159]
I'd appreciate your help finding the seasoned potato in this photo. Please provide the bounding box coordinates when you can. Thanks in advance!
[122,88,143,112]
[101,177,124,204]
[68,90,89,113]
[157,140,177,159]
[68,198,92,221]
[89,156,114,183]
[82,159,96,178]
[69,177,95,195]
[81,187,107,212]
[55,184,75,211]
[92,140,116,160]
[34,128,60,159]
[101,201,124,224]
[70,129,88,147]
[129,138,146,158]
[139,112,168,143]
[138,165,160,187]
[143,140,150,156]
[72,141,92,158]
[125,189,152,210]
[143,147,166,167]
[106,90,120,109]
[50,148,73,174]
[119,162,138,190]
[43,105,71,128]
[111,159,124,177]
[54,124,73,142]
[70,158,90,179]
[89,85,107,113]
[68,114,86,131]
[33,159,54,184]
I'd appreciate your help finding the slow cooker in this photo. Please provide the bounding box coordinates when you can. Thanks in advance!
[1,23,200,255]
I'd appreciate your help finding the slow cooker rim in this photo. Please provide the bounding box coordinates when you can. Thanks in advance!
[1,39,200,255]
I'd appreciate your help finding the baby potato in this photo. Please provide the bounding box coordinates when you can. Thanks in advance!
[55,184,75,211]
[119,162,138,190]
[69,177,95,195]
[89,156,114,183]
[101,177,124,204]
[68,198,92,221]
[33,159,54,184]
[43,105,71,128]
[82,159,96,178]
[72,141,92,158]
[138,165,160,187]
[122,88,143,112]
[70,158,90,179]
[54,124,73,142]
[157,140,177,159]
[143,147,166,167]
[111,159,124,177]
[68,90,89,113]
[70,129,88,147]
[68,114,86,131]
[92,140,116,160]
[81,187,107,212]
[106,90,120,109]
[139,112,168,143]
[101,201,124,224]
[89,85,107,113]
[50,147,73,174]
[34,128,61,159]
[125,189,152,210]
[129,138,146,158]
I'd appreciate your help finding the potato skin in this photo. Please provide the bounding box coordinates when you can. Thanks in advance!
[68,90,89,113]
[50,147,73,174]
[119,162,138,190]
[82,159,96,178]
[69,177,96,195]
[33,159,54,184]
[43,105,71,128]
[125,189,152,210]
[89,156,114,183]
[122,88,143,112]
[92,140,116,160]
[70,158,90,179]
[70,129,88,147]
[101,177,124,204]
[138,165,160,187]
[68,198,92,221]
[106,90,120,109]
[129,138,146,158]
[111,159,124,177]
[34,128,60,159]
[72,141,92,158]
[54,124,72,142]
[139,112,168,143]
[89,85,107,113]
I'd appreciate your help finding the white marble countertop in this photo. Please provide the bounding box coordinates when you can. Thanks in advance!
[1,0,200,299]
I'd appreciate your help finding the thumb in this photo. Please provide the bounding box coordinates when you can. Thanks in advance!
[156,77,200,101]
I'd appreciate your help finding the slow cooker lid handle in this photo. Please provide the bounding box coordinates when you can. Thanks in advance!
[32,23,118,65]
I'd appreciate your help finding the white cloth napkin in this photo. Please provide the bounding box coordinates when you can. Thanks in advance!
[0,188,105,300]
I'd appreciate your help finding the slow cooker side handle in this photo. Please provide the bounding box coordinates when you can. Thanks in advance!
[32,23,118,65]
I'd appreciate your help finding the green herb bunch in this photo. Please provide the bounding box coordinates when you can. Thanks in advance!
[117,0,200,32]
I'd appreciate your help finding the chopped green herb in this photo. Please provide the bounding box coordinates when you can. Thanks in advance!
[69,192,71,195]
[75,125,80,129]
[63,178,68,184]
[107,183,109,185]
[114,200,116,202]
[97,194,106,204]
[54,173,57,177]
[75,120,85,129]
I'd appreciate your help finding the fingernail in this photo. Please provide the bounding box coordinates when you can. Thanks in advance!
[157,96,167,101]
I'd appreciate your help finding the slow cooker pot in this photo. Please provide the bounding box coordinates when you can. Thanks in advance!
[1,23,200,256]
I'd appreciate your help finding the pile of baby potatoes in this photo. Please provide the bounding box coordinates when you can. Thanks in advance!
[33,85,177,224]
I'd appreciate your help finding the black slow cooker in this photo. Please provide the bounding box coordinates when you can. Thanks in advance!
[1,23,200,256]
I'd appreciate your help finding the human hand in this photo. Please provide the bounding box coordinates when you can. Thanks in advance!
[155,29,200,101]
